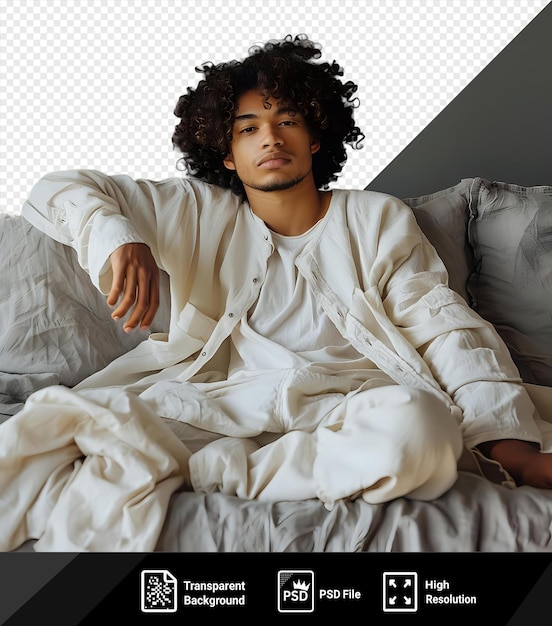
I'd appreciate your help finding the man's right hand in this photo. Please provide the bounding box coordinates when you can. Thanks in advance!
[107,242,160,333]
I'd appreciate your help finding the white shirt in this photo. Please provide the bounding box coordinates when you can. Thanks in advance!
[229,207,378,383]
[21,170,543,450]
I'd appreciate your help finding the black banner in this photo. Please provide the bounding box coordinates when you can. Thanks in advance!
[1,552,551,624]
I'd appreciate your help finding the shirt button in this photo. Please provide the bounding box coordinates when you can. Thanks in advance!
[201,351,207,357]
[252,278,258,283]
[228,313,234,318]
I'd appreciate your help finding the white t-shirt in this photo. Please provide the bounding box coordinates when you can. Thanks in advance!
[229,207,379,382]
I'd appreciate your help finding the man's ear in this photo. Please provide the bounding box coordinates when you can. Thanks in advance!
[223,153,236,170]
[310,139,321,155]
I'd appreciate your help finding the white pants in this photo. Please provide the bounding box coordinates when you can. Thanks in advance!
[138,367,464,508]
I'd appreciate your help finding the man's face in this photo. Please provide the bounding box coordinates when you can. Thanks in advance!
[223,89,320,194]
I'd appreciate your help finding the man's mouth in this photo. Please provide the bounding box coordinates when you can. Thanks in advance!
[257,152,291,168]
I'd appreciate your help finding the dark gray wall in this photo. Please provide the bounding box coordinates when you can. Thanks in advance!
[366,2,552,199]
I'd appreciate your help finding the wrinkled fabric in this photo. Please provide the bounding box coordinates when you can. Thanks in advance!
[0,385,190,551]
[0,213,169,389]
[157,470,552,552]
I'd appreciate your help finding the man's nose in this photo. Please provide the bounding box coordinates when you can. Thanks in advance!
[261,125,283,147]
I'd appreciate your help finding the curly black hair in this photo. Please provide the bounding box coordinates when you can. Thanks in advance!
[172,34,364,198]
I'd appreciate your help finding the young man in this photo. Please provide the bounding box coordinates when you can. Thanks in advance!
[2,35,551,551]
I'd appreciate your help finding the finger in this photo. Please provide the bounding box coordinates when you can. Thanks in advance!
[139,269,161,330]
[123,265,152,332]
[106,263,126,308]
[113,264,138,322]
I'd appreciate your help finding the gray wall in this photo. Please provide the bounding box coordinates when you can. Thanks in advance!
[365,2,552,199]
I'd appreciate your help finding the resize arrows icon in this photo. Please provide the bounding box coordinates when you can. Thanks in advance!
[383,572,418,613]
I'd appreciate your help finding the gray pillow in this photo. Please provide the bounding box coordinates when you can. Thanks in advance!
[402,179,474,302]
[466,178,552,387]
[0,214,170,389]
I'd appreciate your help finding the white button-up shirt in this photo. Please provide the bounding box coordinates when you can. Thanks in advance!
[21,170,543,451]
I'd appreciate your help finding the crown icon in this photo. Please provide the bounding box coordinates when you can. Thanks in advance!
[293,580,311,591]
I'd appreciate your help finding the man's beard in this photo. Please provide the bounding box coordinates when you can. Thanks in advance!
[244,172,309,193]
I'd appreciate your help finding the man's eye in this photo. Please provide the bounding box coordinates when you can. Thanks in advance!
[240,126,256,134]
[280,120,296,126]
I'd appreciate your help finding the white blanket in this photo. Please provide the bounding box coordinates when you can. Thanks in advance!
[0,385,190,551]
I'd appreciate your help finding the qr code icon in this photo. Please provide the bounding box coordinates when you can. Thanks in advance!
[140,569,178,613]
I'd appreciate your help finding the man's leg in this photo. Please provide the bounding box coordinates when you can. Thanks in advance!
[314,385,463,507]
[190,382,462,507]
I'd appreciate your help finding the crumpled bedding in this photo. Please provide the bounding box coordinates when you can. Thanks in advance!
[0,213,170,390]
[158,471,552,552]
[0,372,59,421]
[0,384,190,552]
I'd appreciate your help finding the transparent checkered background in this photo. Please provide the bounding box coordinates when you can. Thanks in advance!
[1,0,548,213]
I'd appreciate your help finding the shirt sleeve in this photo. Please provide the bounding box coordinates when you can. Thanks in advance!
[22,169,171,293]
[377,197,543,451]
